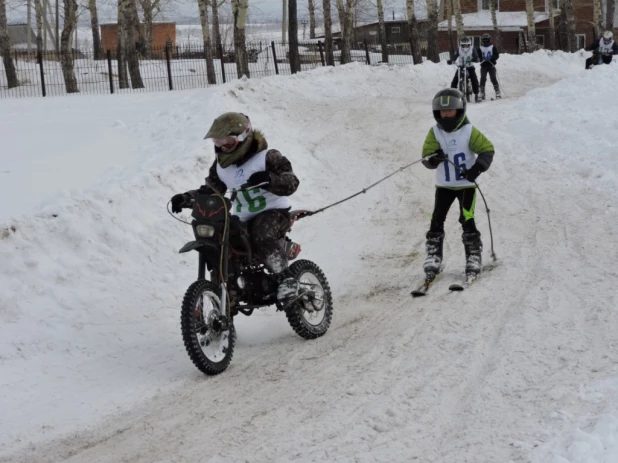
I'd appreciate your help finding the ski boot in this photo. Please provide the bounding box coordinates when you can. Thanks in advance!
[474,93,480,103]
[479,88,486,101]
[423,231,445,282]
[462,231,483,281]
[494,86,501,99]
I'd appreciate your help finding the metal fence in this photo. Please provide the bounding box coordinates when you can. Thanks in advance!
[0,40,494,99]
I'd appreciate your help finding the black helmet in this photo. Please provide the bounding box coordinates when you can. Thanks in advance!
[481,34,491,46]
[432,89,466,133]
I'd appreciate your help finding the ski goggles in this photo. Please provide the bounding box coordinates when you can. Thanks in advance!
[461,43,471,49]
[210,121,252,147]
[603,38,612,44]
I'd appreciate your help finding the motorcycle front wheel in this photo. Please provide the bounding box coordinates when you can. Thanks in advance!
[181,280,236,375]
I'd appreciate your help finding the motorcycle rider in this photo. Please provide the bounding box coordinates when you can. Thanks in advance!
[170,112,300,303]
[447,36,480,103]
[585,30,618,69]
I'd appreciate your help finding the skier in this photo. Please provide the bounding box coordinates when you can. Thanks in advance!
[447,36,480,103]
[170,112,300,303]
[477,33,501,100]
[585,31,618,69]
[420,89,495,281]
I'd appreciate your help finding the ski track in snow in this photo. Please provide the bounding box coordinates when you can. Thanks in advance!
[1,51,617,463]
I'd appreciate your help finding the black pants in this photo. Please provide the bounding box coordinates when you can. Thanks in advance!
[586,54,613,69]
[249,209,291,274]
[480,65,499,89]
[451,67,479,95]
[428,187,478,233]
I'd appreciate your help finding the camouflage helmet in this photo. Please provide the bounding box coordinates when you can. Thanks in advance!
[432,88,466,133]
[204,112,254,168]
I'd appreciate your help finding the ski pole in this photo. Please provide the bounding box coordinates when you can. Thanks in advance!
[445,158,497,262]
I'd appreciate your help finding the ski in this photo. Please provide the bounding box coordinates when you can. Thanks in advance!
[448,262,497,292]
[449,273,479,291]
[411,270,443,298]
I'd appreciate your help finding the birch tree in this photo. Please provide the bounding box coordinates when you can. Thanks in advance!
[198,0,216,84]
[339,0,354,64]
[489,0,501,50]
[548,0,555,49]
[60,0,79,92]
[406,0,422,64]
[426,0,439,62]
[525,0,537,50]
[87,0,102,59]
[376,0,388,63]
[0,0,19,88]
[322,0,334,65]
[452,0,463,41]
[592,0,603,38]
[308,0,315,38]
[607,0,616,31]
[231,0,249,77]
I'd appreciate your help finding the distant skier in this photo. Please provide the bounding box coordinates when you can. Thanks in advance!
[585,31,618,69]
[477,33,501,100]
[447,36,480,103]
[420,89,495,280]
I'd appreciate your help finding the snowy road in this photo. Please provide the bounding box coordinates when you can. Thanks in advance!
[1,53,617,463]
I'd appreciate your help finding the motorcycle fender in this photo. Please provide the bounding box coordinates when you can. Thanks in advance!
[179,241,212,253]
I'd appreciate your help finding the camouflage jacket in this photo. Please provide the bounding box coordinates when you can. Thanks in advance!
[187,131,300,198]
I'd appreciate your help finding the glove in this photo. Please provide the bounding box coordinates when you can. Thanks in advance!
[171,193,187,213]
[462,164,483,182]
[243,171,271,189]
[426,149,446,167]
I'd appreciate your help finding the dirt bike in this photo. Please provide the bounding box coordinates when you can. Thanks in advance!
[458,65,473,103]
[174,184,333,375]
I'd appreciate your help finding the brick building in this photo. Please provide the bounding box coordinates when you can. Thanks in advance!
[437,0,610,53]
[100,22,176,53]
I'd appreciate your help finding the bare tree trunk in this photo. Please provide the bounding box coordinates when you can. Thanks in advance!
[447,0,455,58]
[452,0,463,41]
[60,0,79,92]
[406,0,422,64]
[117,0,129,87]
[308,0,316,39]
[548,0,556,49]
[0,0,19,88]
[322,0,334,65]
[88,0,102,59]
[525,0,537,50]
[339,0,354,64]
[27,0,32,52]
[592,0,603,38]
[376,0,388,63]
[288,0,300,72]
[212,0,222,46]
[335,0,345,35]
[198,0,216,84]
[607,0,616,31]
[489,0,501,50]
[561,0,576,51]
[231,0,249,77]
[427,0,439,62]
[128,0,145,55]
[123,0,144,87]
[141,0,154,58]
[35,0,43,54]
